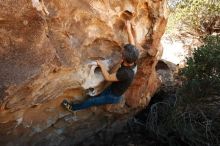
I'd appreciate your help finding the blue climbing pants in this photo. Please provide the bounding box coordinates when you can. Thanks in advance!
[72,87,122,111]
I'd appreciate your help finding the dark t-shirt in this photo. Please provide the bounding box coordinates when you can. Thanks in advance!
[110,64,136,96]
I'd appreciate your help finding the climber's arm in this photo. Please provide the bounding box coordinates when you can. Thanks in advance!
[126,20,136,45]
[110,61,121,74]
[131,21,137,45]
[96,60,119,82]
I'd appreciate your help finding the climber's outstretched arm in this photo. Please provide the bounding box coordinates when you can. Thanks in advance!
[126,20,137,45]
[96,60,118,82]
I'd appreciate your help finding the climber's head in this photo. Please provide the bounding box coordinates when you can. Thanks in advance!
[122,44,139,64]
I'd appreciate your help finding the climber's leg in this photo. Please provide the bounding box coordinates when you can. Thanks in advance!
[72,87,122,111]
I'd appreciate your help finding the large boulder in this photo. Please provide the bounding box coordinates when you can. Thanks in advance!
[0,0,168,145]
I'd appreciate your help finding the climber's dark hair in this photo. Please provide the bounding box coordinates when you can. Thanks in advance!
[122,44,139,64]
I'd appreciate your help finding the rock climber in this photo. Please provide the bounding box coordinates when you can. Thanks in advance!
[62,20,139,111]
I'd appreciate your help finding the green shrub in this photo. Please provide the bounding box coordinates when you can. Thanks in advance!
[167,0,220,35]
[145,35,220,146]
[179,35,220,99]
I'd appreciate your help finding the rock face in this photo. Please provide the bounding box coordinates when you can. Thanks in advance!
[0,0,168,145]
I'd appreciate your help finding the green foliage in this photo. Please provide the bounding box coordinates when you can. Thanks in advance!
[180,35,220,99]
[144,35,220,146]
[167,0,220,34]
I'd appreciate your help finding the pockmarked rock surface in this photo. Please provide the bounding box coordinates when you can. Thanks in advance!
[0,0,168,145]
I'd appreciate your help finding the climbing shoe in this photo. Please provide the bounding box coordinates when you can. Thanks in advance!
[62,99,74,112]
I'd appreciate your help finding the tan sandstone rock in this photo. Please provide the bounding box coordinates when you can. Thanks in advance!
[0,0,168,145]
